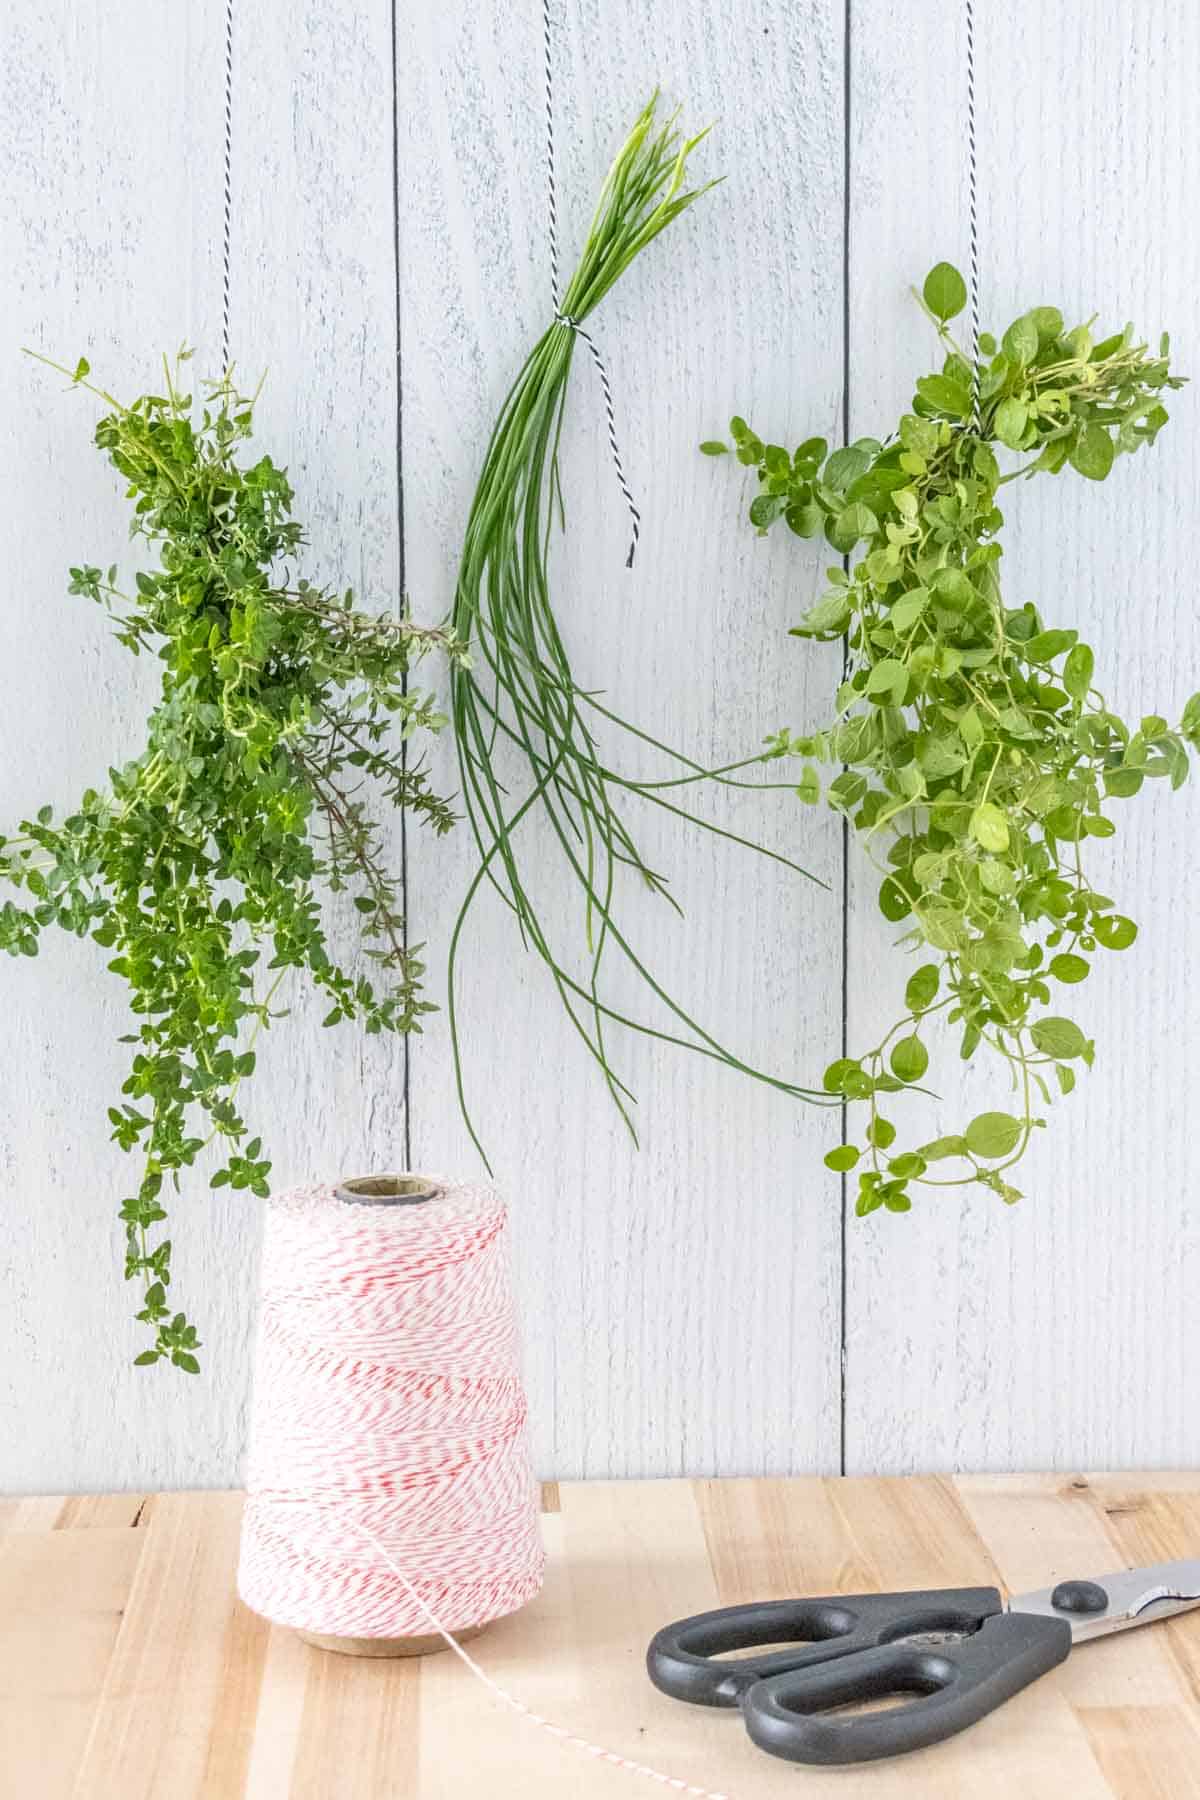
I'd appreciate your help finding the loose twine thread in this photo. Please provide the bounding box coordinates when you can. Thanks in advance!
[238,1180,734,1800]
[340,1517,733,1800]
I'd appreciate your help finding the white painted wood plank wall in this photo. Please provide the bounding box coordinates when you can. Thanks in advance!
[0,0,1195,1491]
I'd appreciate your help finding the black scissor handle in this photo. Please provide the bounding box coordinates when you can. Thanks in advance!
[647,1587,1005,1708]
[742,1610,1072,1766]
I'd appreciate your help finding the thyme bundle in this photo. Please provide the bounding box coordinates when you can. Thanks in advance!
[2,355,459,1364]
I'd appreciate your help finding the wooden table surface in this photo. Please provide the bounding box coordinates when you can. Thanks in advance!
[3,1472,1199,1798]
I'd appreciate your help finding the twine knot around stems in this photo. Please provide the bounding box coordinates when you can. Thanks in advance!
[552,308,641,568]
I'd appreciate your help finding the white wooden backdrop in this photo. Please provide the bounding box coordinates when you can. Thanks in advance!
[1,0,1196,1493]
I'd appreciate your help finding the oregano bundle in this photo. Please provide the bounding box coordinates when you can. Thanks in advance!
[711,265,1197,1213]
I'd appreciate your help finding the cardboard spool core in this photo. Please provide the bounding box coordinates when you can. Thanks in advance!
[335,1171,440,1206]
[297,1625,485,1659]
[298,1172,486,1658]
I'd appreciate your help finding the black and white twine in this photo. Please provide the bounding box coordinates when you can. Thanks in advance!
[541,0,641,568]
[220,0,234,370]
[542,0,562,310]
[965,0,981,427]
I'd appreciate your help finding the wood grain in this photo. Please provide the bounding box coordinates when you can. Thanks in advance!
[3,1476,1199,1797]
[0,1525,143,1797]
[70,1493,270,1799]
[843,1,1200,1475]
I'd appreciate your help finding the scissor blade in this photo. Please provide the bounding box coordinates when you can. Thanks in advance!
[1010,1559,1200,1644]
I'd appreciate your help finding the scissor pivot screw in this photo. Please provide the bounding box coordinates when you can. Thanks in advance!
[1050,1579,1109,1615]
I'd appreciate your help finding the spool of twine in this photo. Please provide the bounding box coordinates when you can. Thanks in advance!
[237,1173,545,1656]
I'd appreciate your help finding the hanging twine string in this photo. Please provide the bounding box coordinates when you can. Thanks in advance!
[542,0,562,308]
[542,0,642,567]
[965,0,981,427]
[554,314,643,567]
[220,0,234,369]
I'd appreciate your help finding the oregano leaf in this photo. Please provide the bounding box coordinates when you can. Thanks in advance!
[889,1036,929,1083]
[1030,1017,1087,1059]
[922,262,968,323]
[964,1112,1023,1159]
[904,963,940,1013]
[970,802,1010,853]
[1070,423,1115,481]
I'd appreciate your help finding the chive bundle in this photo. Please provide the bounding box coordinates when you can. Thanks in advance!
[448,95,829,1159]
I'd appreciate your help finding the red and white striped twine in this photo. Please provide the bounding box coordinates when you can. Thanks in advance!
[238,1177,736,1799]
[238,1179,544,1640]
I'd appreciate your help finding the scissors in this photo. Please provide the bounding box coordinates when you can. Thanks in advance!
[647,1558,1200,1765]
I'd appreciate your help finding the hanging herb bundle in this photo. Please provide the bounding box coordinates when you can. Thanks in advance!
[1,353,460,1366]
[449,95,827,1156]
[708,264,1197,1214]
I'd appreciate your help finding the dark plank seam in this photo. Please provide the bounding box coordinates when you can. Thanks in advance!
[838,0,853,1480]
[390,0,413,1171]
